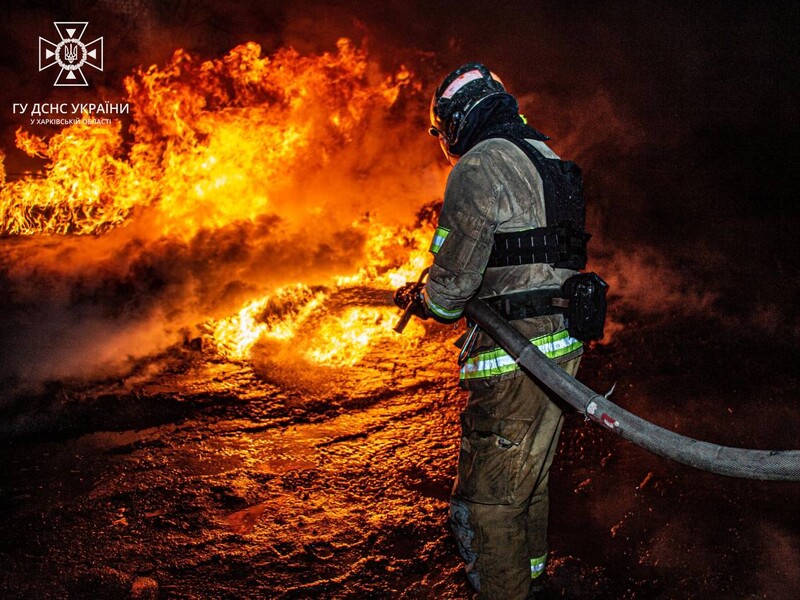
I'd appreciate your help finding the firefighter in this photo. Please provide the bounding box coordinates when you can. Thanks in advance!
[395,63,589,599]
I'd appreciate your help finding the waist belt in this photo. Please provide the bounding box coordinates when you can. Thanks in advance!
[483,288,569,321]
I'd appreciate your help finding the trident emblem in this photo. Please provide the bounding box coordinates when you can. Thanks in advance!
[63,43,79,64]
[39,22,103,87]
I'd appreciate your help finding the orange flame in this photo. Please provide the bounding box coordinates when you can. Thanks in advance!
[0,39,415,238]
[211,285,326,361]
[304,306,426,367]
[1,38,443,369]
[2,121,146,235]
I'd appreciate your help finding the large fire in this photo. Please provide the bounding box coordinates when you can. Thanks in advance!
[0,39,445,376]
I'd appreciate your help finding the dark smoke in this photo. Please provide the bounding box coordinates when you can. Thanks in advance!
[0,219,352,393]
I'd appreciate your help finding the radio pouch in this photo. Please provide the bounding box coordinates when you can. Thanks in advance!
[561,272,608,341]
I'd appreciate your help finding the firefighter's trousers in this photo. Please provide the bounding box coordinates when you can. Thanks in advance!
[450,358,581,600]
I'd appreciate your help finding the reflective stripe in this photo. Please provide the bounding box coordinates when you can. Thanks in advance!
[441,70,483,99]
[530,553,547,580]
[429,226,450,254]
[422,288,462,320]
[460,329,581,381]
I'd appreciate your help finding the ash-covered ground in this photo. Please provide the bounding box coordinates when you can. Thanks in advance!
[1,285,798,600]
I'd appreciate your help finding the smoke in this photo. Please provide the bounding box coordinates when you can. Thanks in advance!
[0,197,431,399]
[0,214,368,395]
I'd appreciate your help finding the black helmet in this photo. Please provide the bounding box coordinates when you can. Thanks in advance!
[429,63,517,154]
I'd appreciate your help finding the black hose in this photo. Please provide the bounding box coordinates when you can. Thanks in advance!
[464,297,800,481]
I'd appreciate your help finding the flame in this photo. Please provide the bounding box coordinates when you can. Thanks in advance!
[205,213,436,364]
[0,39,414,238]
[2,121,147,235]
[1,38,443,374]
[304,306,425,367]
[210,285,327,361]
[334,218,435,288]
[209,292,427,368]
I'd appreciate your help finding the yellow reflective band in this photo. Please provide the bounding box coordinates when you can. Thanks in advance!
[460,330,581,381]
[429,226,450,255]
[422,288,462,320]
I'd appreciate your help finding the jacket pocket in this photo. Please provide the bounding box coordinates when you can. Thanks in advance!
[436,212,487,277]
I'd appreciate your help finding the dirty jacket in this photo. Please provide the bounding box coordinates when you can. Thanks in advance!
[422,137,583,389]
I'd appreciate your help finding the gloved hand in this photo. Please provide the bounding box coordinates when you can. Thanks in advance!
[393,282,429,324]
[393,282,421,310]
[392,268,431,334]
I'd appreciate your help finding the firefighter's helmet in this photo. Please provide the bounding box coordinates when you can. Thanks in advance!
[429,63,516,156]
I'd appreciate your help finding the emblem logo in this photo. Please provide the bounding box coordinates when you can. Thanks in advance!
[39,22,103,87]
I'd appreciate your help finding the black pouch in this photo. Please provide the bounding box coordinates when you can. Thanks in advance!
[561,272,608,341]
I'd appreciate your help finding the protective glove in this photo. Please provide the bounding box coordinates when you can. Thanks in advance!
[393,282,421,310]
[393,282,429,321]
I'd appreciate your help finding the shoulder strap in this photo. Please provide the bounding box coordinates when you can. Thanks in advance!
[492,135,558,225]
[485,135,589,270]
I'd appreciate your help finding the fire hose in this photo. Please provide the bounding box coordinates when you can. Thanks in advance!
[393,276,800,481]
[461,298,800,481]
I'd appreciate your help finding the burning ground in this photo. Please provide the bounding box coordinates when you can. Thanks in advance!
[1,2,800,598]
